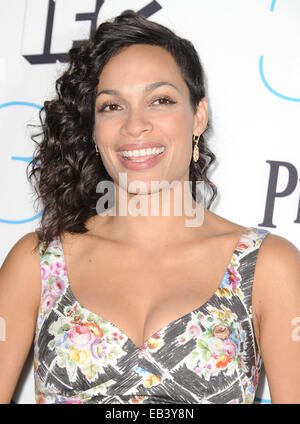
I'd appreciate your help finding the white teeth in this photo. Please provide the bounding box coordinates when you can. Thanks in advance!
[120,146,165,159]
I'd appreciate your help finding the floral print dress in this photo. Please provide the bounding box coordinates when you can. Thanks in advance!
[33,226,270,404]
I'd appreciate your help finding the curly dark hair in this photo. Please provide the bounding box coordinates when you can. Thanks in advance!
[27,10,217,252]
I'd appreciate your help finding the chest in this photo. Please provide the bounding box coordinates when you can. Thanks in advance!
[60,236,243,349]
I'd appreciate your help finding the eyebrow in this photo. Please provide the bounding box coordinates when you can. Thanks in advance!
[95,81,180,98]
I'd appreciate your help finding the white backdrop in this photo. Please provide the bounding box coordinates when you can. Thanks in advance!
[1,0,300,404]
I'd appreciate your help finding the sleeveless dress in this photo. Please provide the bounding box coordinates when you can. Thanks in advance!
[33,226,270,404]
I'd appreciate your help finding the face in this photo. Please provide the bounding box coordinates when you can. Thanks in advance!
[93,43,208,194]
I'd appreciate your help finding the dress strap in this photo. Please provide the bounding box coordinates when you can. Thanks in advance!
[237,226,271,317]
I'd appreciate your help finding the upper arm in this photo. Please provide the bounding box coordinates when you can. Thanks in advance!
[255,233,300,404]
[0,232,41,404]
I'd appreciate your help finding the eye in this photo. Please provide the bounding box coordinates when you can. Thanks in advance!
[151,96,176,106]
[98,102,121,113]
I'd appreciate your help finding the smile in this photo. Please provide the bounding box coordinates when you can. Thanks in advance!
[120,147,165,162]
[117,146,166,170]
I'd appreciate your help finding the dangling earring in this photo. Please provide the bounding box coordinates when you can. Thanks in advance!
[95,144,99,156]
[193,134,199,162]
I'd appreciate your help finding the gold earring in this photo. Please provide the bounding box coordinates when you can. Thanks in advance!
[95,144,99,156]
[193,135,199,162]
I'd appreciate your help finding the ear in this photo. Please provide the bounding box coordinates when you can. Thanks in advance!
[193,97,208,135]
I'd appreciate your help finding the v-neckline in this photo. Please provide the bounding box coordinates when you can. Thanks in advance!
[55,227,254,350]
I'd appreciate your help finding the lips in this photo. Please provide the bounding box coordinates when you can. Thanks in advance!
[117,141,165,152]
[117,146,166,171]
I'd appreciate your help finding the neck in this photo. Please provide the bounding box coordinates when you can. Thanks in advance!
[95,177,206,248]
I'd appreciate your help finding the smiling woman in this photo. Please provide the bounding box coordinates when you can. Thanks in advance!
[1,10,300,405]
[92,42,209,193]
[26,12,217,243]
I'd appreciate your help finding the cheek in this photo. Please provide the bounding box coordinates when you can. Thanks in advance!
[93,122,114,169]
[157,117,193,174]
[158,110,192,137]
[157,112,193,159]
[93,118,117,148]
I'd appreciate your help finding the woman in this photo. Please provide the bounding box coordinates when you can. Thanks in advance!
[0,11,299,404]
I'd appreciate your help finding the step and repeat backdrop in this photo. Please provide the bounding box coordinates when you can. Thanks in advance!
[0,0,299,404]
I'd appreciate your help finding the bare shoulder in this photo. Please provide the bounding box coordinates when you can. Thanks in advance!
[202,213,252,259]
[0,231,41,403]
[202,208,249,237]
[256,232,300,279]
[252,232,300,402]
[0,231,41,309]
[254,232,300,315]
[1,231,40,266]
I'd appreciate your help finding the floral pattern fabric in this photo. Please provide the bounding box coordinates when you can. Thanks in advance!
[33,226,270,404]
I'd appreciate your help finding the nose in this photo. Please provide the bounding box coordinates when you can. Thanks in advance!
[120,107,153,137]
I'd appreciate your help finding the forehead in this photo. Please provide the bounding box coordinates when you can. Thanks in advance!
[97,44,187,92]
